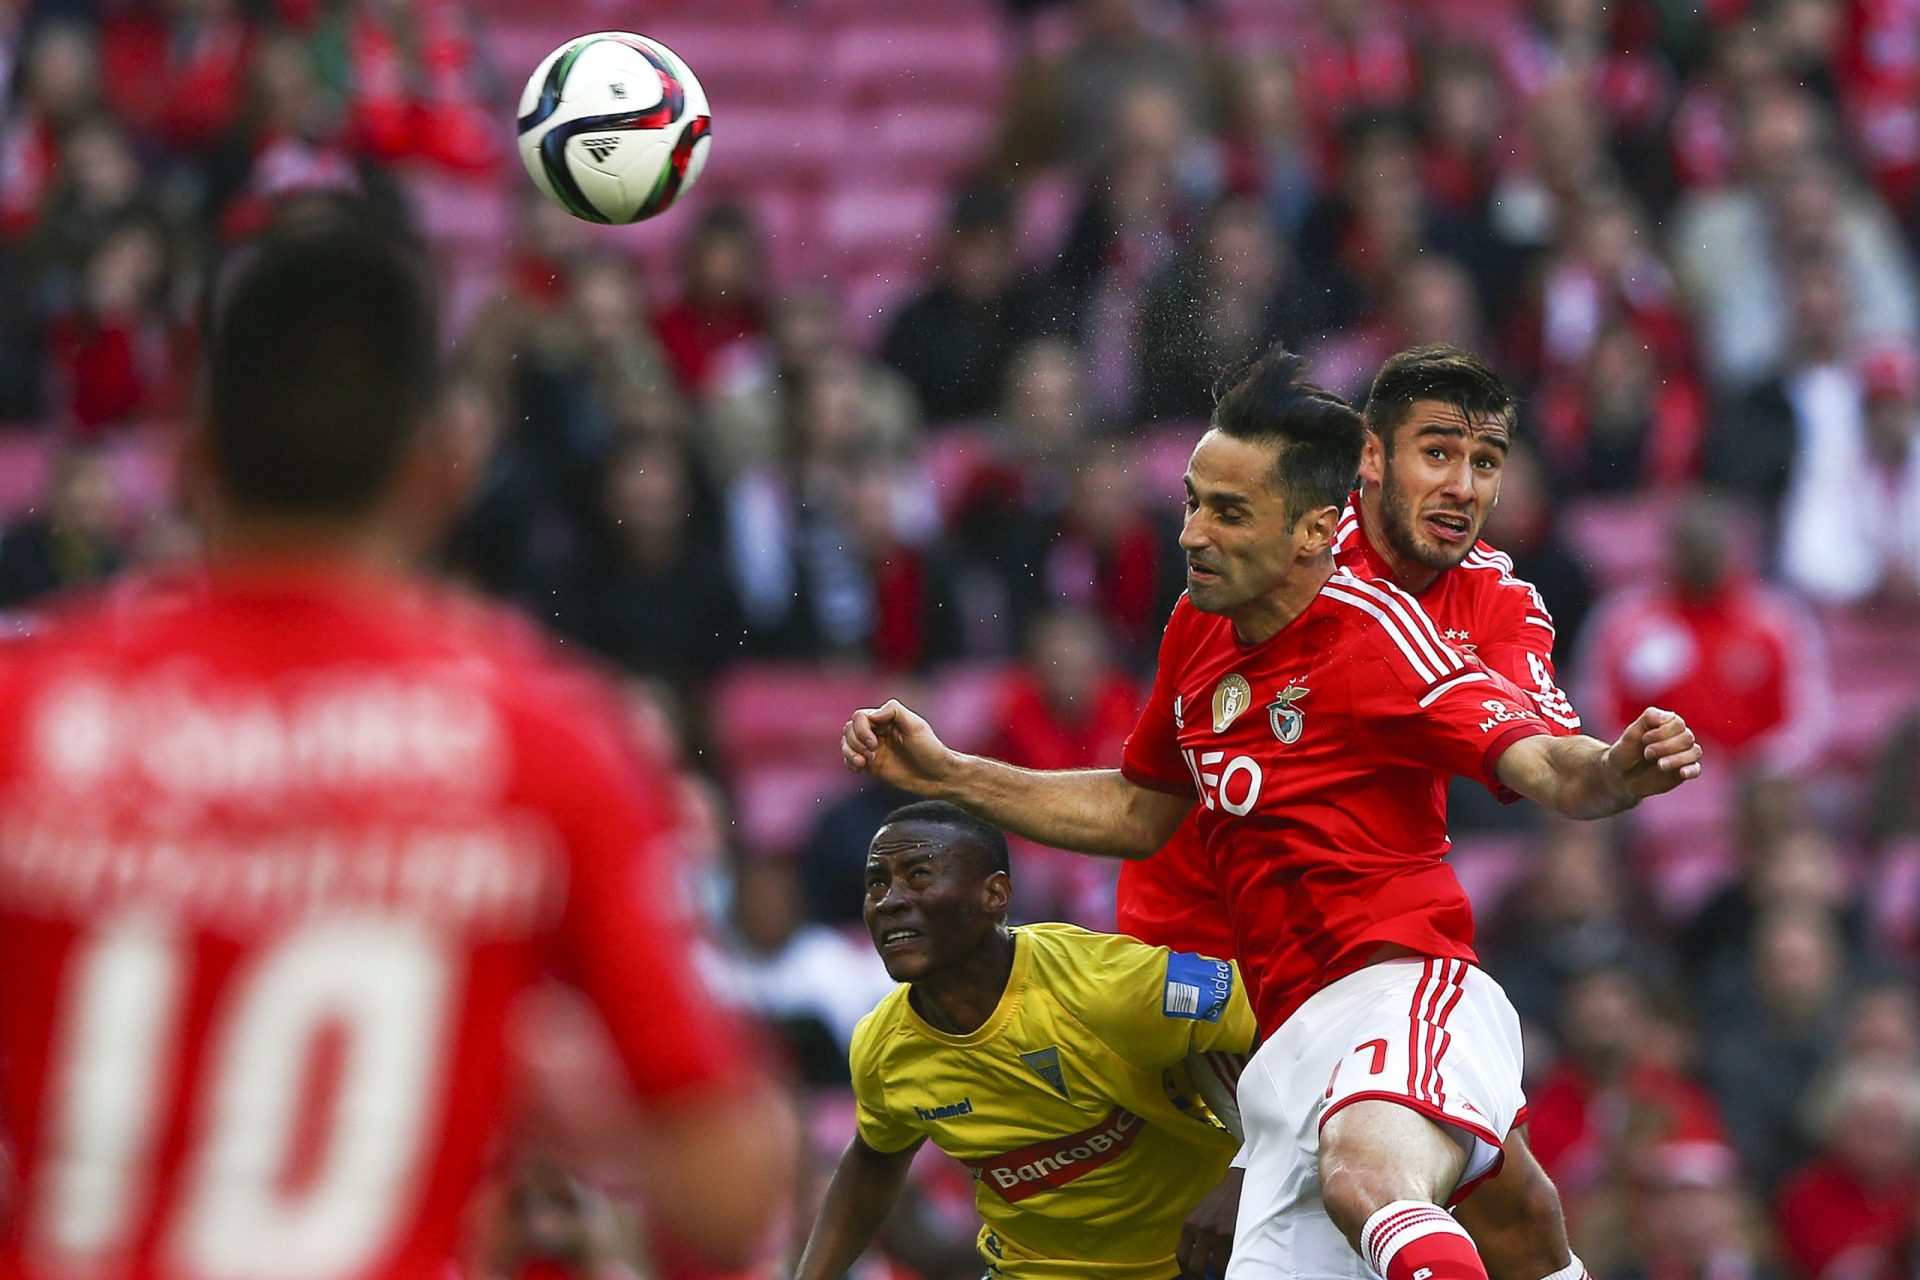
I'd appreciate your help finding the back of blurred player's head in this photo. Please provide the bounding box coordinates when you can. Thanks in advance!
[1363,344,1515,450]
[1211,346,1364,523]
[880,800,1011,882]
[207,221,438,519]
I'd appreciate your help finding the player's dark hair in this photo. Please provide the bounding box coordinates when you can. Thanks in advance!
[1211,346,1364,523]
[1363,345,1515,450]
[881,801,1011,879]
[207,222,439,517]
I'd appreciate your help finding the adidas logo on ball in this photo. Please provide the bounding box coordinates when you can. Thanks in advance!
[583,137,621,163]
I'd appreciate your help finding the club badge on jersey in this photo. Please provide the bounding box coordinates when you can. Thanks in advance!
[1212,675,1252,733]
[1267,681,1309,745]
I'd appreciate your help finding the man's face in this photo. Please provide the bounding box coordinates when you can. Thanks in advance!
[863,822,1006,983]
[1363,400,1509,574]
[1180,430,1310,616]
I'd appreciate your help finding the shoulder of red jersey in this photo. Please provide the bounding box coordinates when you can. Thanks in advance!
[1320,567,1492,701]
[1332,497,1361,555]
[1453,541,1558,637]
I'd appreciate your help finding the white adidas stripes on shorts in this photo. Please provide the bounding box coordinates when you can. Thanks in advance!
[1224,958,1528,1280]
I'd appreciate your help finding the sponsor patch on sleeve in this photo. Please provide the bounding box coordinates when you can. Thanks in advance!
[1163,951,1234,1022]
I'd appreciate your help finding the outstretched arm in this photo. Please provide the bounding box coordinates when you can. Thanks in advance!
[1496,707,1702,820]
[793,1136,922,1280]
[842,699,1193,859]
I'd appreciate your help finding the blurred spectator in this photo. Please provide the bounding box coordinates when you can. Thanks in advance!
[709,289,919,482]
[1482,818,1662,1031]
[1476,440,1594,656]
[1706,905,1856,1190]
[653,205,767,396]
[712,858,892,1086]
[1,22,100,241]
[1417,44,1506,224]
[1683,798,1869,1018]
[987,606,1142,772]
[558,435,742,682]
[1578,496,1831,773]
[1774,1060,1920,1280]
[1528,966,1729,1196]
[98,0,253,157]
[1136,194,1332,422]
[1051,79,1221,418]
[880,185,1058,423]
[997,0,1211,173]
[44,215,183,434]
[1219,51,1316,238]
[1536,320,1705,493]
[203,32,391,241]
[26,112,159,303]
[1291,0,1416,141]
[1712,249,1856,515]
[1610,1140,1783,1280]
[0,447,125,607]
[336,0,497,174]
[1673,86,1919,390]
[724,355,943,666]
[1310,253,1486,402]
[1778,341,1920,607]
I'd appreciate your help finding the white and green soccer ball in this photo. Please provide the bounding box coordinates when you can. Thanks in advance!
[516,32,713,225]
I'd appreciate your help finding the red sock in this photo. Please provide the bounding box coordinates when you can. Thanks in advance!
[1361,1200,1488,1280]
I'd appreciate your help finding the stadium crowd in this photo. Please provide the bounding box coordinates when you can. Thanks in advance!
[2,0,1920,1276]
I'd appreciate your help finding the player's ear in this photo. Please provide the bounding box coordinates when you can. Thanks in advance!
[1359,428,1387,484]
[981,871,1012,915]
[1294,504,1341,558]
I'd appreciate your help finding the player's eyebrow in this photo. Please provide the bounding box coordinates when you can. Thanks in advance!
[1185,475,1253,509]
[1413,422,1511,453]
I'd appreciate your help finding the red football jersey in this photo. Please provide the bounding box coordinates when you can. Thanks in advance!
[1120,566,1551,1032]
[1114,497,1581,957]
[0,562,746,1280]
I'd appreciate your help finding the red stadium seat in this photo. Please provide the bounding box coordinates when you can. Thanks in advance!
[925,661,1015,754]
[822,183,947,275]
[640,19,820,109]
[836,105,999,183]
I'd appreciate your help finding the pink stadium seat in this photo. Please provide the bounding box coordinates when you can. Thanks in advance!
[925,661,1015,755]
[732,761,860,858]
[829,23,1009,108]
[1132,424,1205,502]
[1015,168,1081,264]
[710,663,893,769]
[407,174,512,253]
[641,19,820,109]
[823,184,947,273]
[1560,493,1761,593]
[838,106,999,182]
[705,105,847,180]
[0,432,50,521]
[102,427,177,520]
[1446,833,1532,916]
[817,0,998,20]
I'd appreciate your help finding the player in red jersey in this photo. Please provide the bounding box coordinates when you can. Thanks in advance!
[840,348,1700,1280]
[0,221,796,1280]
[1126,347,1588,1280]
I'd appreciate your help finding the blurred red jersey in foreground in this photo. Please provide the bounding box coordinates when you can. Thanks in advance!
[0,560,747,1280]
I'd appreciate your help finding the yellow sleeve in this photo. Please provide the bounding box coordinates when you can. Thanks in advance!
[1070,933,1258,1071]
[848,1006,923,1155]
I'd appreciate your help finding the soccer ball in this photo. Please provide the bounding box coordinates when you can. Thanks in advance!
[516,32,712,226]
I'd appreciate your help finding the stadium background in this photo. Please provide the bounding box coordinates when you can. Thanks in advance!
[3,0,1920,1275]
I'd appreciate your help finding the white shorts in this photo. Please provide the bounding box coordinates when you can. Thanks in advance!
[1225,958,1526,1280]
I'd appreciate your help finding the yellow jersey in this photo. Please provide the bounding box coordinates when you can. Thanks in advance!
[848,923,1256,1280]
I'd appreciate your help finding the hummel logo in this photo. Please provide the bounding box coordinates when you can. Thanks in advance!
[582,136,621,163]
[609,82,628,99]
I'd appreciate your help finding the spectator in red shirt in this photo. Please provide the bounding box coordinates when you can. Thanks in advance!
[1577,495,1831,773]
[653,205,767,396]
[988,605,1143,773]
[46,216,184,434]
[1775,1060,1920,1280]
[1528,966,1729,1198]
[0,22,101,244]
[1610,1140,1783,1280]
[98,0,253,156]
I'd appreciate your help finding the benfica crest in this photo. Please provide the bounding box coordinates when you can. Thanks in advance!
[1268,681,1309,744]
[1211,675,1253,733]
